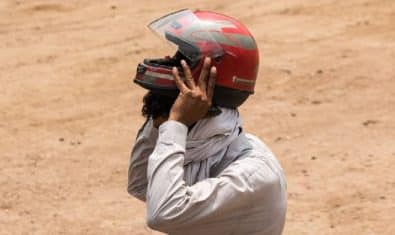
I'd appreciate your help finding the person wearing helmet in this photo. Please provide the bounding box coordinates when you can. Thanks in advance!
[128,9,287,235]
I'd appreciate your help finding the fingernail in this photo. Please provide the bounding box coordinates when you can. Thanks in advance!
[181,60,186,66]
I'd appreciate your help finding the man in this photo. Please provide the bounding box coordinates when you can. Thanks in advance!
[128,9,287,235]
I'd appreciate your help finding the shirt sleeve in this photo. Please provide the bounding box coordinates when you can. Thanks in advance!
[146,120,270,233]
[127,118,158,201]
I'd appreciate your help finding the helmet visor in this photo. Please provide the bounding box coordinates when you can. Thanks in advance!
[148,9,224,61]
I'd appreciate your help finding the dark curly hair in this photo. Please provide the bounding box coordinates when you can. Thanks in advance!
[141,90,223,120]
[142,91,176,119]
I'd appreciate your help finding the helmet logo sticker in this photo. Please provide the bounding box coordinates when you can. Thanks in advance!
[232,76,256,86]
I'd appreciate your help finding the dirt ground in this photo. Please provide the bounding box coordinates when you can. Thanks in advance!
[1,0,394,234]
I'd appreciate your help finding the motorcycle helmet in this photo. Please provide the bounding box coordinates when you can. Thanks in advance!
[134,9,259,108]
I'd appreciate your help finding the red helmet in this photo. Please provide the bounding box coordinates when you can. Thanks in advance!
[134,9,259,108]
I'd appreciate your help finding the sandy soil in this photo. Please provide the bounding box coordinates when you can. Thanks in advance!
[1,0,394,234]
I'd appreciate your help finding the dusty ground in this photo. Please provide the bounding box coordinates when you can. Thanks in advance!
[1,0,394,234]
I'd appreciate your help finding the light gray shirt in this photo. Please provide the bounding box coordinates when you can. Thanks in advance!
[128,119,287,235]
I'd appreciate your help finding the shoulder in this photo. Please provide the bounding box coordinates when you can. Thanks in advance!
[242,133,287,189]
[244,133,281,166]
[217,133,287,199]
[244,133,272,155]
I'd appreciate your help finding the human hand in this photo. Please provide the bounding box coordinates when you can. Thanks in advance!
[169,57,217,127]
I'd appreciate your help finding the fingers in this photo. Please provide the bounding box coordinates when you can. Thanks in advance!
[174,58,216,100]
[207,66,217,101]
[172,67,189,93]
[198,57,211,92]
[181,60,196,89]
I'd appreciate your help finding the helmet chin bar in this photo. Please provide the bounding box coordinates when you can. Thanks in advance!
[134,49,252,108]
